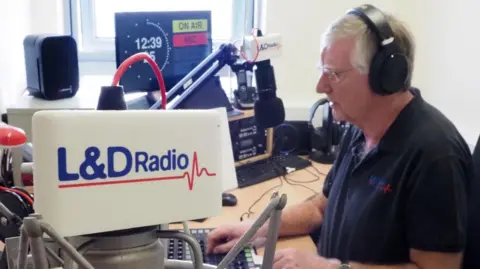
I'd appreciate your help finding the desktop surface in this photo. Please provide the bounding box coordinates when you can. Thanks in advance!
[169,160,331,255]
[0,161,331,257]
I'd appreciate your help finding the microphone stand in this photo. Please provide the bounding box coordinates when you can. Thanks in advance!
[10,193,287,269]
[216,192,286,269]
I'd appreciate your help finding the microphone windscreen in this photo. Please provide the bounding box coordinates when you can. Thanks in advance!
[254,97,285,128]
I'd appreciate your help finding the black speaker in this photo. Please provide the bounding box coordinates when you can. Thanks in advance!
[23,34,79,100]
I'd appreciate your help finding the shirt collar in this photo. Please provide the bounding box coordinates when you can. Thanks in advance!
[350,88,423,153]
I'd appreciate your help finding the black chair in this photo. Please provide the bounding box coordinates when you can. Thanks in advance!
[463,135,480,269]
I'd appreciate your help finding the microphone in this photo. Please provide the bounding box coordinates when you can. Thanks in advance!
[254,59,285,128]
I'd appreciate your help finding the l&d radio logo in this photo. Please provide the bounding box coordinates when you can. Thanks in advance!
[57,146,216,190]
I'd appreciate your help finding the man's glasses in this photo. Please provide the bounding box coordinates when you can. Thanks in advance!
[318,66,353,83]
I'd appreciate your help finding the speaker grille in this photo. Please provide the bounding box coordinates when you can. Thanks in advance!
[40,36,79,99]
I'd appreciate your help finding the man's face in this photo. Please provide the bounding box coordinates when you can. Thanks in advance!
[316,38,372,123]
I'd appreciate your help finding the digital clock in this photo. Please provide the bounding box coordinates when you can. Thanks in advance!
[134,36,162,50]
[115,11,212,93]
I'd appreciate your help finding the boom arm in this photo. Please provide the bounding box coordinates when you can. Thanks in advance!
[149,43,240,110]
[149,32,283,124]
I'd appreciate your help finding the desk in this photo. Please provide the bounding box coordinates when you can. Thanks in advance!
[0,162,331,256]
[170,161,331,255]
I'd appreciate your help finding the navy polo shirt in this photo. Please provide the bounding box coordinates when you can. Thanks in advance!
[317,89,473,265]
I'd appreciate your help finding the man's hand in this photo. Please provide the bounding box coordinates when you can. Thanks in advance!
[273,248,341,269]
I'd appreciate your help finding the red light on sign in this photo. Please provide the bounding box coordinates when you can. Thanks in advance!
[173,33,209,47]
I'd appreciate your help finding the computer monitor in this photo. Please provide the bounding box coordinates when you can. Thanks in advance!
[115,10,213,93]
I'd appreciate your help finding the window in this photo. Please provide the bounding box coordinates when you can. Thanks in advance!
[68,0,255,62]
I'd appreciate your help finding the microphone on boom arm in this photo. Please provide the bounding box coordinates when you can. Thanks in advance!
[252,31,285,128]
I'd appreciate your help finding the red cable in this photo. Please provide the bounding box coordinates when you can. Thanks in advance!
[0,186,34,206]
[247,28,261,62]
[111,52,167,110]
[232,28,261,63]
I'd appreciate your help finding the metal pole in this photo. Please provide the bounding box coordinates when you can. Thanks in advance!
[261,193,287,269]
[216,194,286,269]
[23,217,49,269]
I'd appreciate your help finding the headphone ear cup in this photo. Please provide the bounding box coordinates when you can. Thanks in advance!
[331,124,338,145]
[381,52,409,93]
[332,123,343,145]
[369,50,409,95]
[369,50,388,95]
[311,127,327,150]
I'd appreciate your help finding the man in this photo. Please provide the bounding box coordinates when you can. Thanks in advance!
[207,4,473,269]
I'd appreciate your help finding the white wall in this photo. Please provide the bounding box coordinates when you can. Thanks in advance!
[0,1,30,113]
[264,0,480,146]
[263,0,396,112]
[2,0,480,146]
[400,0,480,146]
[0,0,65,113]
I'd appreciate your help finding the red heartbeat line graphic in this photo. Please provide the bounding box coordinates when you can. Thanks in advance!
[58,151,216,190]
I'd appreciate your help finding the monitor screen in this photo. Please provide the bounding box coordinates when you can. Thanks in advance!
[115,10,213,93]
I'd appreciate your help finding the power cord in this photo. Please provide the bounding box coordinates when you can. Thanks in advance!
[283,172,319,196]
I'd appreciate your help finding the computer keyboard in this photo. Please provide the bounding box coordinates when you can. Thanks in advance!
[272,154,312,171]
[167,228,258,269]
[235,154,312,188]
[236,158,284,188]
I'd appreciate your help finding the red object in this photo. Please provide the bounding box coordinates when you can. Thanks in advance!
[0,124,27,148]
[111,52,167,110]
[173,33,209,47]
[0,186,34,205]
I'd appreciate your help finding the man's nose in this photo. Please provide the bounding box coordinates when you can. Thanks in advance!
[316,73,331,94]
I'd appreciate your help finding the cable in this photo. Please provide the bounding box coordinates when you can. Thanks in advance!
[111,52,167,110]
[0,186,33,205]
[0,149,12,187]
[240,158,284,221]
[238,156,329,221]
[282,161,330,196]
[283,174,318,196]
[276,156,328,196]
[232,28,261,63]
[307,164,328,177]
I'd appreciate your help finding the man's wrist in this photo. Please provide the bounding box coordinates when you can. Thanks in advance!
[323,257,343,269]
[338,263,352,269]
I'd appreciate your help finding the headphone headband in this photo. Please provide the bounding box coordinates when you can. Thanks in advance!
[345,4,409,95]
[347,5,395,47]
[308,98,329,123]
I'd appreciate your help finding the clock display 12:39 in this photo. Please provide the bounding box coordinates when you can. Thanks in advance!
[134,36,163,60]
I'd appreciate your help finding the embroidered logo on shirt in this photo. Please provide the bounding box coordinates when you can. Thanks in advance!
[368,176,392,193]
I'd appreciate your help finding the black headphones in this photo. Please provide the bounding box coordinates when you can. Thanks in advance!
[347,4,409,95]
[0,186,34,243]
[308,98,346,164]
